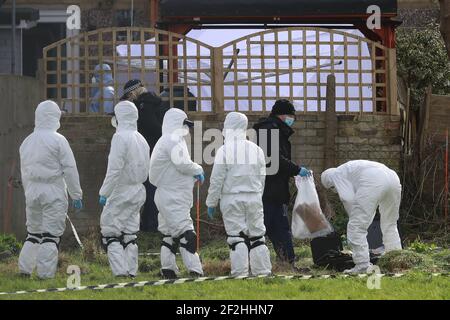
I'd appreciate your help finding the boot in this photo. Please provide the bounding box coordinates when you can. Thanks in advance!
[343,262,372,274]
[161,268,178,279]
[189,271,203,278]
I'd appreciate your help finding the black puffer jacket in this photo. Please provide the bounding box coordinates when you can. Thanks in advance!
[253,115,300,205]
[133,92,169,151]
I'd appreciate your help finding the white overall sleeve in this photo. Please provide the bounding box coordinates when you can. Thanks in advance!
[59,137,82,200]
[206,147,227,208]
[99,134,127,197]
[335,178,356,215]
[258,147,266,190]
[171,139,203,177]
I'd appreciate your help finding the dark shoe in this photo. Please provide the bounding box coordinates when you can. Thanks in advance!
[293,266,311,273]
[161,269,178,279]
[18,272,31,278]
[189,271,203,278]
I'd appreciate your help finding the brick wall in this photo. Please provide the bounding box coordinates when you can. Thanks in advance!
[334,115,402,170]
[58,115,112,241]
[56,113,401,239]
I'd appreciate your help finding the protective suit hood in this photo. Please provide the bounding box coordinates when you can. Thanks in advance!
[321,168,336,189]
[223,112,248,140]
[94,64,113,86]
[35,100,61,131]
[162,108,189,136]
[114,101,138,131]
[321,167,354,204]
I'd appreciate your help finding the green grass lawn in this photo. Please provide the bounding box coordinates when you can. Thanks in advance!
[1,273,449,300]
[0,235,449,300]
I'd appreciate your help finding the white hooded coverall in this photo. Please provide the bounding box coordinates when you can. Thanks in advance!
[149,108,204,276]
[206,112,272,276]
[99,101,150,277]
[18,100,83,279]
[321,160,402,268]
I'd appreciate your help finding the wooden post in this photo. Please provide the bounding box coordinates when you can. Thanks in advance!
[325,74,337,169]
[36,58,46,101]
[445,127,448,223]
[417,86,432,165]
[150,0,159,28]
[388,48,399,117]
[212,47,224,116]
[405,87,411,154]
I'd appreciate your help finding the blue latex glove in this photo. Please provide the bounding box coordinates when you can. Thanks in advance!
[207,207,216,219]
[99,196,107,206]
[194,174,205,184]
[73,199,83,211]
[298,167,311,177]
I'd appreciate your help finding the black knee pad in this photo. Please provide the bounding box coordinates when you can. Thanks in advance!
[228,240,246,251]
[248,236,265,250]
[25,233,42,244]
[180,230,197,254]
[228,232,250,251]
[101,235,122,252]
[122,233,137,249]
[41,233,61,249]
[161,236,179,255]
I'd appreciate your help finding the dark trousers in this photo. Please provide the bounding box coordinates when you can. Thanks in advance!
[263,200,295,264]
[140,179,159,232]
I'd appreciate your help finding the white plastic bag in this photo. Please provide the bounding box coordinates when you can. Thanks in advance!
[291,174,333,239]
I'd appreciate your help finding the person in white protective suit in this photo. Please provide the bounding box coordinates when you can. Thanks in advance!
[321,160,402,274]
[149,108,204,279]
[206,112,272,277]
[18,100,83,279]
[99,100,150,277]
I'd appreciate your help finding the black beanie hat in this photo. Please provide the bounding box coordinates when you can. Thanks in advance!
[120,79,143,100]
[270,99,296,116]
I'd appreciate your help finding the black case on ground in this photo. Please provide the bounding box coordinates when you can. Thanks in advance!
[310,231,381,271]
[310,232,355,272]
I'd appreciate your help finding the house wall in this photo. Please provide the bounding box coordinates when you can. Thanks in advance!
[0,75,42,239]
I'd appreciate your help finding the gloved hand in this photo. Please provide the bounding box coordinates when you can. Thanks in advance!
[73,199,83,211]
[298,167,311,177]
[99,195,107,206]
[207,207,216,219]
[194,174,205,185]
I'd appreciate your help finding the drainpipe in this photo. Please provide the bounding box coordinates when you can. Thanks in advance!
[131,0,134,27]
[11,0,16,74]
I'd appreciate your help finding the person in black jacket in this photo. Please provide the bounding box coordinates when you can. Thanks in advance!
[121,79,169,232]
[253,99,311,267]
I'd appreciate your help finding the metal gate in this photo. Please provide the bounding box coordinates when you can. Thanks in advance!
[43,27,396,115]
